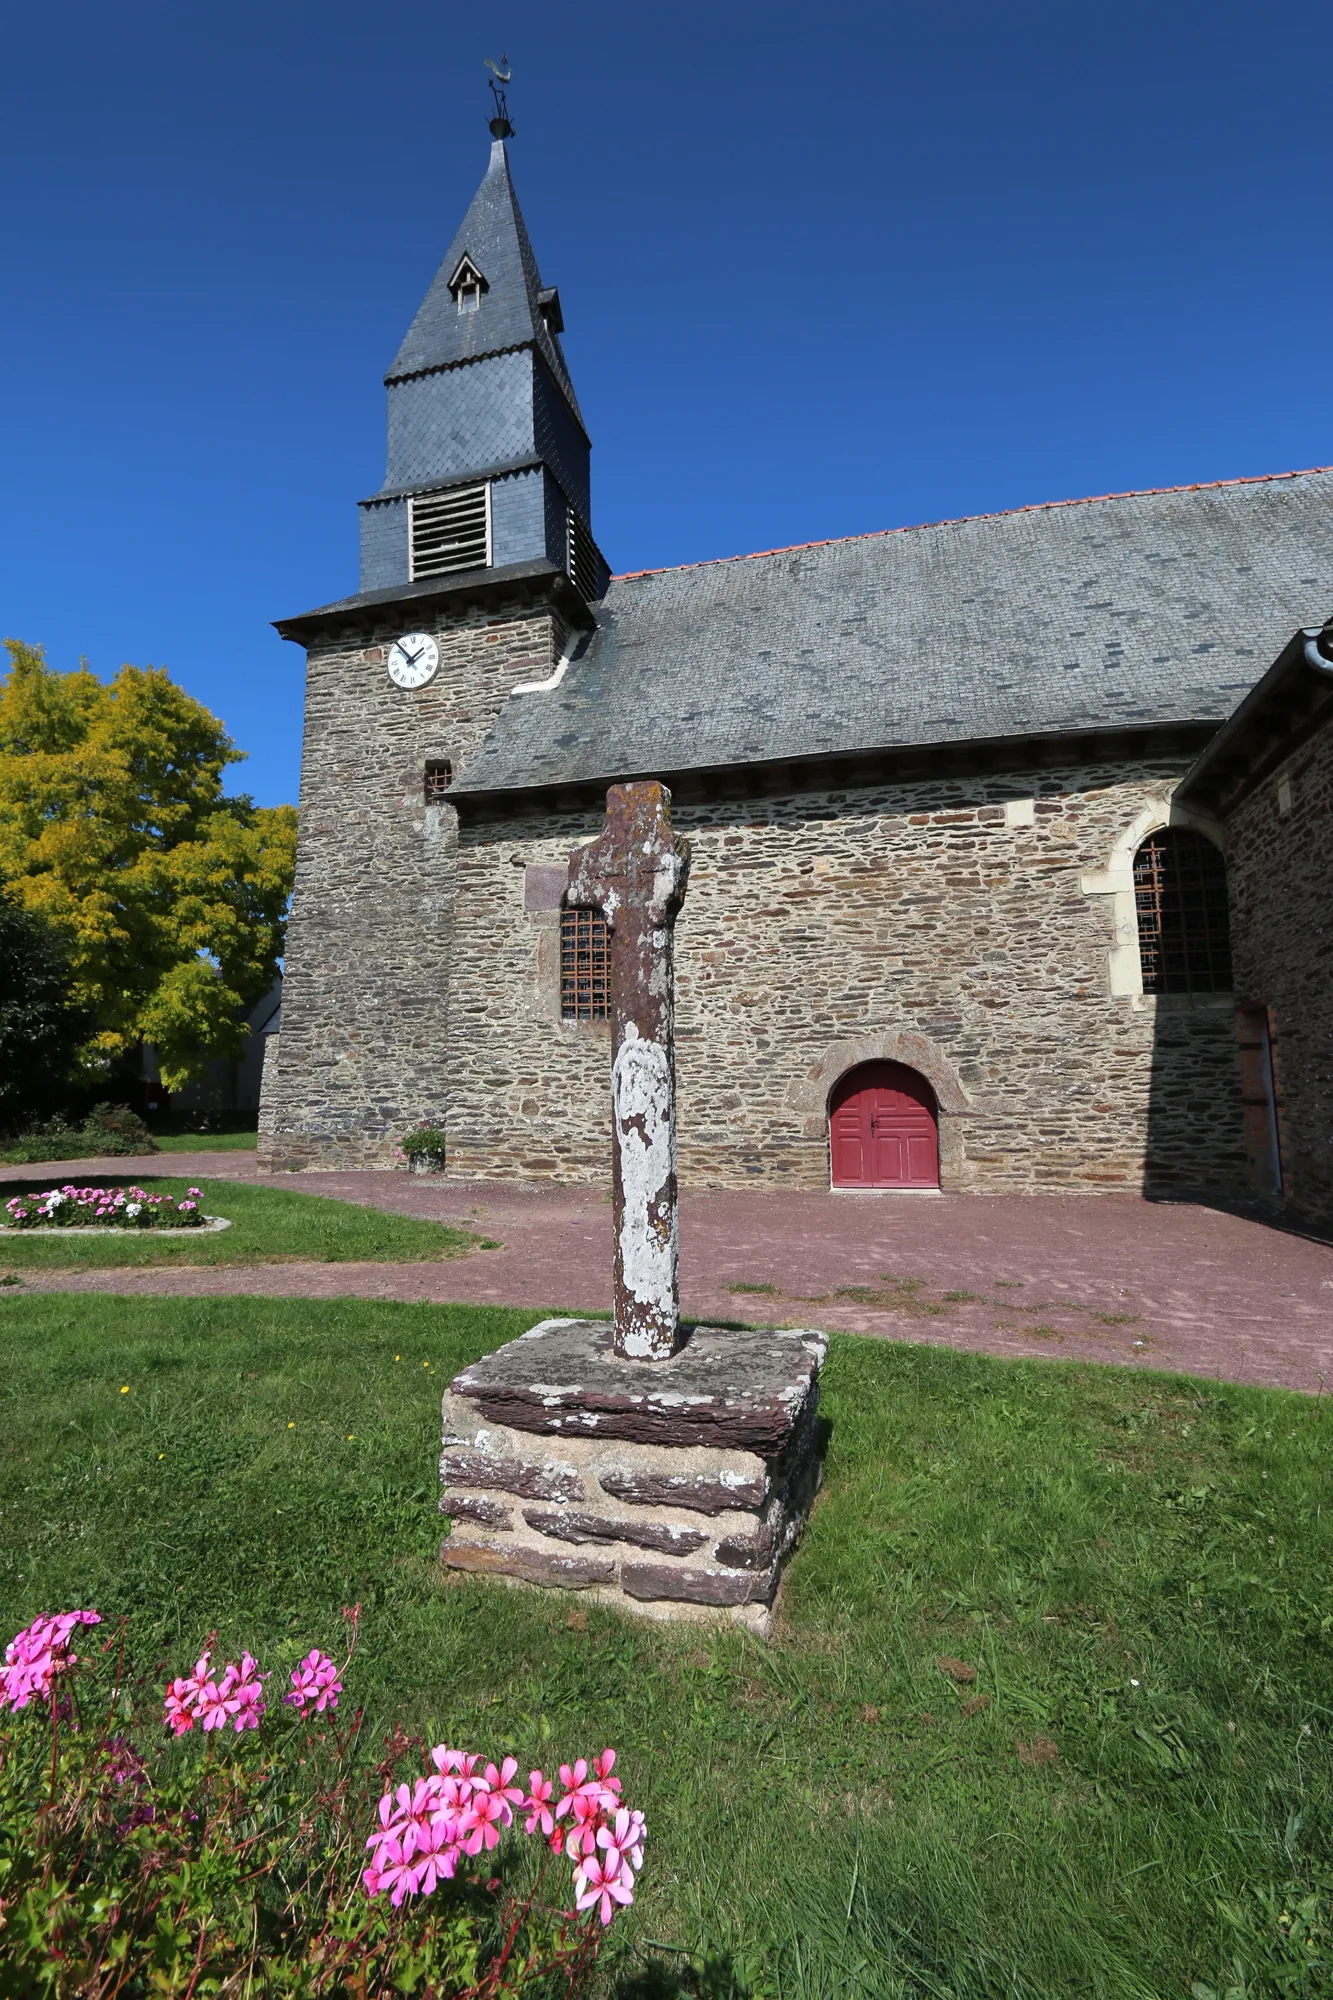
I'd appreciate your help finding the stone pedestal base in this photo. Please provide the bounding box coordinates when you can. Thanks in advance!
[439,1318,828,1636]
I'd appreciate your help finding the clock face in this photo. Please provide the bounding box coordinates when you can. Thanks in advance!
[386,633,439,690]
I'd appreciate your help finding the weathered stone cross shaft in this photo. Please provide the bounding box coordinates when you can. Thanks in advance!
[567,782,691,1361]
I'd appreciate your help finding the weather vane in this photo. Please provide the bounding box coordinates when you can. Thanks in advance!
[485,55,513,140]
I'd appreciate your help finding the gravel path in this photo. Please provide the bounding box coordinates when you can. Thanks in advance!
[4,1154,1331,1394]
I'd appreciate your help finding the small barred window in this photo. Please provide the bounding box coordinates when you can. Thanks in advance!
[1133,828,1233,994]
[424,760,452,800]
[560,906,610,1022]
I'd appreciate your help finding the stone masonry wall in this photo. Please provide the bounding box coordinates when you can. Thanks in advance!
[1224,715,1333,1226]
[258,597,577,1171]
[443,764,1250,1194]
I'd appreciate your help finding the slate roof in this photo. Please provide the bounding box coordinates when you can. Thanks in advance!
[385,139,582,428]
[452,468,1333,799]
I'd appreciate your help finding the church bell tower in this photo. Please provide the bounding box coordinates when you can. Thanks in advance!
[258,95,607,1173]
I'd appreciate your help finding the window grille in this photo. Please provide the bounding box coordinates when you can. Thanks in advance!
[410,485,490,580]
[560,906,610,1021]
[424,760,452,800]
[567,508,599,601]
[1133,828,1233,994]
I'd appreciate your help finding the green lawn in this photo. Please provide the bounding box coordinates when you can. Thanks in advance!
[1,1292,1329,1996]
[151,1128,259,1152]
[0,1176,490,1268]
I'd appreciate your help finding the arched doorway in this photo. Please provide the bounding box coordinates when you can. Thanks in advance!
[829,1061,940,1189]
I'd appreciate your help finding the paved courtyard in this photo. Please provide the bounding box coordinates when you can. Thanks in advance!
[4,1152,1332,1394]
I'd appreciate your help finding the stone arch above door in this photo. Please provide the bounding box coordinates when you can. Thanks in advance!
[789,1032,973,1191]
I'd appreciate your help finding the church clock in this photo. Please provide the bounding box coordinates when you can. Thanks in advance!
[386,633,440,689]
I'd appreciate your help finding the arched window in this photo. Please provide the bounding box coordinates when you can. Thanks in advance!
[1133,828,1233,994]
[560,906,610,1021]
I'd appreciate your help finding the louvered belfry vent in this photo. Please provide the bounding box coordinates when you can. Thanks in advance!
[409,484,490,580]
[567,508,598,601]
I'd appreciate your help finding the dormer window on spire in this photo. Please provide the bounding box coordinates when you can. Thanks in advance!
[449,254,488,314]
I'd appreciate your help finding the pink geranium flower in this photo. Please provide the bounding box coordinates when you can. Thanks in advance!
[163,1676,197,1735]
[363,1740,641,1927]
[557,1754,619,1824]
[223,1653,267,1731]
[561,1787,608,1860]
[194,1672,233,1732]
[482,1756,525,1810]
[284,1647,342,1713]
[574,1853,635,1927]
[379,1782,417,1839]
[556,1756,588,1802]
[598,1806,647,1874]
[523,1769,555,1836]
[161,1650,213,1734]
[459,1786,511,1853]
[1,1610,101,1712]
[408,1814,461,1893]
[362,1832,417,1906]
[431,1745,481,1779]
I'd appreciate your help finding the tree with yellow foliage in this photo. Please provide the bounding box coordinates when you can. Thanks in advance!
[0,639,297,1090]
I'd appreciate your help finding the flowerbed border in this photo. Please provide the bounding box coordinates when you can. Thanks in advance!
[0,1215,232,1236]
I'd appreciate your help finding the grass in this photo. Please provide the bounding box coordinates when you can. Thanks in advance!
[1,1292,1330,1996]
[0,1176,491,1268]
[146,1113,260,1153]
[151,1129,259,1153]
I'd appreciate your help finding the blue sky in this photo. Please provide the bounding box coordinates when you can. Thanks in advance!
[3,0,1331,807]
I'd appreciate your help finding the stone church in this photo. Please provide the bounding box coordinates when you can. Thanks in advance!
[258,126,1333,1222]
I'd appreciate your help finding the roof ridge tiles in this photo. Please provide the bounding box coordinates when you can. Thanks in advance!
[610,464,1333,585]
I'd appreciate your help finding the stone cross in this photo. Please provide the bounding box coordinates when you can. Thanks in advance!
[567,782,691,1361]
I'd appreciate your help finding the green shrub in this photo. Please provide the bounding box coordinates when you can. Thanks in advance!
[1,1102,156,1164]
[398,1121,448,1165]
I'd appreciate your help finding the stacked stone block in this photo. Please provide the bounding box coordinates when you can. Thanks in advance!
[439,1319,827,1635]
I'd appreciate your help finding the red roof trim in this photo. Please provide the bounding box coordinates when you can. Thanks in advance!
[610,465,1333,585]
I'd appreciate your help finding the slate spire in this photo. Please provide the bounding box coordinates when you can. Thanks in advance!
[386,139,582,427]
[357,129,603,601]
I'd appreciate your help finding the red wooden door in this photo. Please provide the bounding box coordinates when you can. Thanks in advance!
[829,1063,939,1189]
